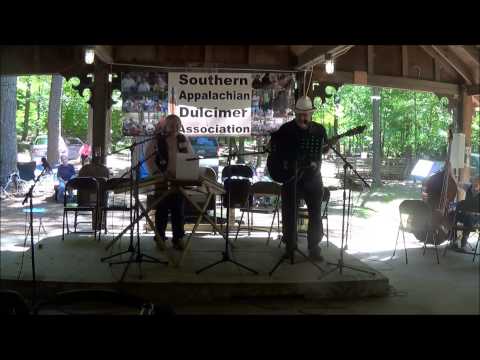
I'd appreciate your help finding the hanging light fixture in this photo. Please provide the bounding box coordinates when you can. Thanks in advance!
[325,54,335,74]
[84,47,95,64]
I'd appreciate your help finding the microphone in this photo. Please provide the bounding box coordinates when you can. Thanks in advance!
[41,157,52,172]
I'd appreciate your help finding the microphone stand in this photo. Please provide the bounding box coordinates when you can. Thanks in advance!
[320,145,376,278]
[21,165,48,305]
[268,157,325,277]
[195,143,260,275]
[101,136,167,281]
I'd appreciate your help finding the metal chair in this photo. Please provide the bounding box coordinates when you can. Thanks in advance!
[62,177,102,241]
[17,161,36,182]
[391,200,440,264]
[220,165,254,231]
[184,167,218,229]
[234,181,281,245]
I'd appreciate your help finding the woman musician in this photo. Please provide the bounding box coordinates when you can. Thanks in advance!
[145,115,194,251]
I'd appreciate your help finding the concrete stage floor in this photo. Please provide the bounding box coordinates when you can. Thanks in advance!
[0,231,389,304]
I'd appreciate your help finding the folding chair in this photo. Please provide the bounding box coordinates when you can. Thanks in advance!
[391,200,440,264]
[17,161,36,182]
[234,181,281,245]
[62,177,102,241]
[220,165,254,231]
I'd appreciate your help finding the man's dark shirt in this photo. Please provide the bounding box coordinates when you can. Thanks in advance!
[57,164,76,182]
[274,120,328,177]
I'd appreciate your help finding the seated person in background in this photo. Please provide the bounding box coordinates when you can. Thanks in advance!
[453,176,480,252]
[145,114,194,251]
[79,143,92,166]
[55,155,76,202]
[79,155,110,179]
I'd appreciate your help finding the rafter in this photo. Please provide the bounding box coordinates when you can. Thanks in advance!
[94,46,114,64]
[449,45,480,66]
[312,70,460,96]
[295,45,354,70]
[431,45,474,85]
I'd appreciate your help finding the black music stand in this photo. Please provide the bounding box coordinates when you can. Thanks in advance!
[320,146,376,278]
[269,131,326,276]
[195,141,259,275]
[101,137,167,281]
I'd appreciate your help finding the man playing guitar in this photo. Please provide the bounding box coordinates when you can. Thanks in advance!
[268,96,337,261]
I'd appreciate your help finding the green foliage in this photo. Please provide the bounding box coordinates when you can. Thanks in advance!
[16,75,51,142]
[312,84,452,159]
[16,76,124,148]
[61,78,89,140]
[472,111,479,154]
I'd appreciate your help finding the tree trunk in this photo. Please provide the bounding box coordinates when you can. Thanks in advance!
[35,80,42,138]
[0,76,18,185]
[22,77,32,141]
[372,87,382,187]
[47,74,63,165]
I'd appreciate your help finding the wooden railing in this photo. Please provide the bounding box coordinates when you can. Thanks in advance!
[333,157,412,181]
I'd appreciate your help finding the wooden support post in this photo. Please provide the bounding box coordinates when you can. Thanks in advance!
[434,58,441,81]
[367,46,375,74]
[87,106,93,146]
[401,46,408,77]
[92,63,109,165]
[105,107,112,155]
[460,89,474,183]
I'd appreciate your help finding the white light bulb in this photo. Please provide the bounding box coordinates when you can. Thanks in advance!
[84,48,95,64]
[108,73,112,82]
[325,59,335,74]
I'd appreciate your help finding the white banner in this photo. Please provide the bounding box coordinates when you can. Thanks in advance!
[168,72,252,137]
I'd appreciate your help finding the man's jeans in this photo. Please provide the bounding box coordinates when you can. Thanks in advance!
[281,173,324,253]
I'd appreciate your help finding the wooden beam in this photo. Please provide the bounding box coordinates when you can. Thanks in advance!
[431,45,473,85]
[295,45,354,70]
[420,45,455,76]
[204,45,214,63]
[94,46,114,64]
[434,58,441,81]
[367,45,375,74]
[248,45,255,65]
[312,70,460,95]
[402,46,408,77]
[473,96,479,107]
[466,84,480,95]
[449,45,480,65]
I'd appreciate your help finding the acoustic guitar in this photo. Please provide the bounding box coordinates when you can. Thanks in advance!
[266,125,366,183]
